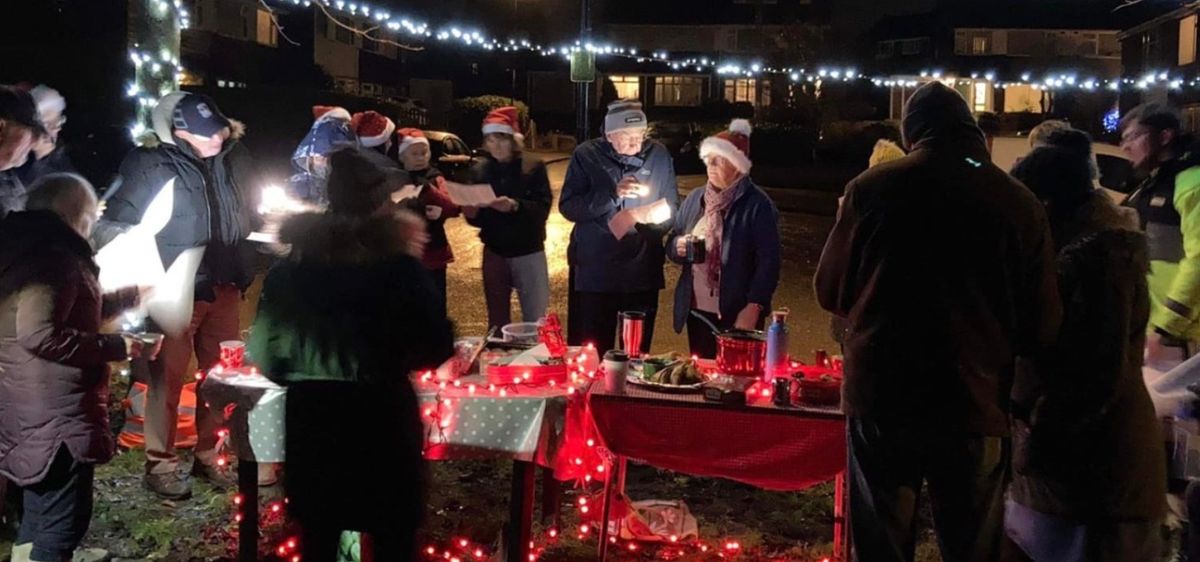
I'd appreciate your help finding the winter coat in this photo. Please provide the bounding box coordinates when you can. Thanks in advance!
[96,94,259,301]
[666,176,781,333]
[15,144,76,187]
[560,139,679,293]
[402,167,461,270]
[1125,150,1200,342]
[0,170,25,219]
[247,210,454,530]
[1010,192,1166,520]
[814,82,1061,436]
[465,154,552,258]
[0,211,138,485]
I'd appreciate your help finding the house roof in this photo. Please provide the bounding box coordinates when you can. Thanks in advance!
[871,1,1132,41]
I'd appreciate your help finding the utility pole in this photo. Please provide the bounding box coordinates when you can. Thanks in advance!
[575,0,591,143]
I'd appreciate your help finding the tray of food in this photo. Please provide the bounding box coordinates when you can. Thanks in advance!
[627,353,707,393]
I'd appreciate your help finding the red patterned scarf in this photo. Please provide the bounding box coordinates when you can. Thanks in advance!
[701,178,745,288]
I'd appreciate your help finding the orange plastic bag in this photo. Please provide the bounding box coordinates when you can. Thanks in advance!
[118,381,198,449]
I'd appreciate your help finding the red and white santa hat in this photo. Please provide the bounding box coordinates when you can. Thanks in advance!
[351,110,396,148]
[481,106,523,143]
[699,119,753,174]
[395,127,430,155]
[312,105,351,123]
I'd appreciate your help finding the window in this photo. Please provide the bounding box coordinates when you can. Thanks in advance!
[1184,104,1200,133]
[256,9,277,47]
[972,36,990,55]
[761,79,771,108]
[724,79,757,104]
[1181,15,1197,66]
[335,22,353,44]
[609,75,640,100]
[1003,84,1043,114]
[654,76,703,106]
[876,41,895,58]
[335,78,359,94]
[972,82,989,112]
[900,38,927,55]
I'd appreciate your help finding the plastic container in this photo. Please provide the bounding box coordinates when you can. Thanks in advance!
[501,322,540,345]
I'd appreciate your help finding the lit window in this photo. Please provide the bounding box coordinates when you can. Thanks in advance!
[609,76,640,100]
[724,79,757,104]
[654,76,703,107]
[1181,15,1197,66]
[972,82,988,112]
[972,36,990,55]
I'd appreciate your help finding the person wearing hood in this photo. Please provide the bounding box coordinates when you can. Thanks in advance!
[15,85,76,188]
[560,100,679,353]
[0,174,144,562]
[464,107,552,329]
[666,120,780,358]
[0,85,47,218]
[248,146,453,562]
[1120,103,1200,369]
[287,105,357,205]
[394,128,460,314]
[1005,130,1166,561]
[95,92,259,500]
[814,82,1061,562]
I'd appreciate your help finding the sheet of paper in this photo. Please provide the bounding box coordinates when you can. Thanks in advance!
[628,198,672,225]
[445,181,498,207]
[607,209,638,241]
[247,231,278,244]
[390,184,422,203]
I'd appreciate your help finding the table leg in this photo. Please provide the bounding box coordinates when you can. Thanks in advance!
[540,467,562,528]
[505,460,536,562]
[597,455,624,561]
[238,460,258,562]
[833,471,848,561]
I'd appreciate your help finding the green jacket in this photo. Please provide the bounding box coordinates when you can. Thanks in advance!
[1128,155,1200,341]
[248,212,454,385]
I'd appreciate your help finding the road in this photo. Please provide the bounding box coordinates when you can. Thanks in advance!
[441,159,839,360]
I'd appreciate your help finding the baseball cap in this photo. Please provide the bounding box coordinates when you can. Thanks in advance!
[172,93,231,137]
[0,85,47,136]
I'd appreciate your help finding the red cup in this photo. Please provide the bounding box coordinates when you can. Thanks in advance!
[219,341,245,368]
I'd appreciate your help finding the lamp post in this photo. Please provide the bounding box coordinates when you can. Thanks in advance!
[575,0,591,143]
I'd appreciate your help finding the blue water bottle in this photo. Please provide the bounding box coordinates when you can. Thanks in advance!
[764,309,790,382]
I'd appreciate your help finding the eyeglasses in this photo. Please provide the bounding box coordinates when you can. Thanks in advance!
[1120,128,1151,146]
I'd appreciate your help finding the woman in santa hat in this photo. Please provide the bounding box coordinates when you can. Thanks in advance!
[352,110,396,155]
[464,107,553,329]
[666,119,781,358]
[394,127,461,315]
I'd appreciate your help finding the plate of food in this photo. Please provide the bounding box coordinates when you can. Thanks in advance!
[627,353,707,392]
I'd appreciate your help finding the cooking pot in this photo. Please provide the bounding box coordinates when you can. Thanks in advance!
[690,311,767,377]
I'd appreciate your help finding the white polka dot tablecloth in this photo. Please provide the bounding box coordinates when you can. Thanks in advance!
[199,368,287,463]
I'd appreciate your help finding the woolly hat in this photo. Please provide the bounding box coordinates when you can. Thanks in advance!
[351,111,396,148]
[395,127,430,156]
[482,106,523,142]
[699,119,752,174]
[868,139,906,168]
[604,99,647,134]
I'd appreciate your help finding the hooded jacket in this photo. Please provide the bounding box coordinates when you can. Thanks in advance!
[96,93,259,300]
[560,139,679,293]
[1009,192,1166,520]
[0,211,137,485]
[814,82,1062,435]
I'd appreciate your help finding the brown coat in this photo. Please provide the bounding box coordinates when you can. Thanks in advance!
[1010,193,1167,520]
[0,211,137,485]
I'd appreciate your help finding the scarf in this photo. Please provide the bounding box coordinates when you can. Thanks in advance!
[701,177,745,288]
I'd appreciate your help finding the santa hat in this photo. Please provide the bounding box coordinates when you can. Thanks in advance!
[351,111,396,148]
[395,127,430,156]
[313,105,351,123]
[481,106,523,142]
[699,119,752,174]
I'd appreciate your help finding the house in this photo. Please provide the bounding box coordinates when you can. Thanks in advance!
[1119,1,1200,130]
[869,2,1123,119]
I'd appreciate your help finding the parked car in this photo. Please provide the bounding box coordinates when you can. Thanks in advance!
[992,136,1136,203]
[647,121,706,174]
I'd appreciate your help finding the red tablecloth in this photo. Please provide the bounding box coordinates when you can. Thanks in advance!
[588,383,846,491]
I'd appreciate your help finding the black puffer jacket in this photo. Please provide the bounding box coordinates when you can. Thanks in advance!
[0,211,137,485]
[96,93,259,300]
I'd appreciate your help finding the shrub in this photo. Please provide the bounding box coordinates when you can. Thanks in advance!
[450,96,530,146]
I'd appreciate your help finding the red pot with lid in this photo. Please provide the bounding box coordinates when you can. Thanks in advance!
[715,329,767,377]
